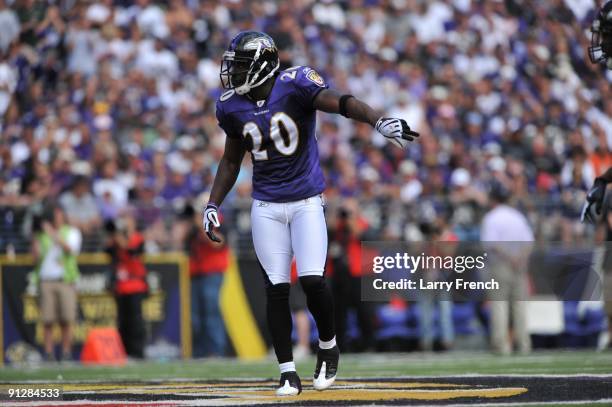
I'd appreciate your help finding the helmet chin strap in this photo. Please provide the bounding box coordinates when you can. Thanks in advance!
[235,83,250,95]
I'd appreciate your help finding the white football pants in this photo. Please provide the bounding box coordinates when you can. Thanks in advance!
[251,195,327,285]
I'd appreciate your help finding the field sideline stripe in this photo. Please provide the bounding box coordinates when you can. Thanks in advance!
[6,373,612,384]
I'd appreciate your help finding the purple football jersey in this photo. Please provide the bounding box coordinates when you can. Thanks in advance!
[215,66,328,203]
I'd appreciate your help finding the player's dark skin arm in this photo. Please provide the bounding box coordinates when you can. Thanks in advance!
[208,137,246,206]
[313,89,381,127]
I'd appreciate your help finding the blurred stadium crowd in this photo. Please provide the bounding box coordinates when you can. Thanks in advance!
[1,0,611,255]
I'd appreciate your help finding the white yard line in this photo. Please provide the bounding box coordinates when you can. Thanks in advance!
[4,373,612,384]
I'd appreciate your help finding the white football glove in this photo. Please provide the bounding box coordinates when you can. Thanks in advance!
[375,117,420,148]
[203,203,221,242]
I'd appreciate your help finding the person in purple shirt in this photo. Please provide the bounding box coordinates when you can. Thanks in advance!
[203,31,419,396]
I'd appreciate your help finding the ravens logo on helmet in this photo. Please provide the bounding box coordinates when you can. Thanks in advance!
[219,31,280,95]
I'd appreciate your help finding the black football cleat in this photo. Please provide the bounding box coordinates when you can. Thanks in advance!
[276,371,302,396]
[313,345,339,390]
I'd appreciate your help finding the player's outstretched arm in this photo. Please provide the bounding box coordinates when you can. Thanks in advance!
[204,137,246,241]
[313,89,419,148]
[313,89,380,126]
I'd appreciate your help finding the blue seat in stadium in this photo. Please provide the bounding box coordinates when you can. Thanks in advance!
[561,301,607,348]
[345,310,360,342]
[563,301,581,336]
[452,302,483,336]
[583,307,607,336]
[374,302,489,343]
[375,304,413,340]
[405,304,422,338]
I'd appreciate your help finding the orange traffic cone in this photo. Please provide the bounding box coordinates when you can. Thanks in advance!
[80,327,127,365]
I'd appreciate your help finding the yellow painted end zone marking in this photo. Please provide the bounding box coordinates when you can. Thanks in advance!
[220,252,267,360]
[177,254,192,358]
[61,381,525,402]
[61,381,472,391]
[178,381,469,389]
[236,387,528,401]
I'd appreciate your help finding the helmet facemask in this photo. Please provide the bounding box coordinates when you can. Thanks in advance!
[220,39,280,95]
[220,52,252,90]
[589,5,612,69]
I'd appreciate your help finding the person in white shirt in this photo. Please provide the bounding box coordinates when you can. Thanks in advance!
[32,206,82,362]
[59,176,102,235]
[481,182,533,355]
[0,0,20,54]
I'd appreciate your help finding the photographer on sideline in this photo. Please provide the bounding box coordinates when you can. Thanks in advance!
[32,205,81,362]
[186,206,228,357]
[105,213,148,359]
[328,199,375,352]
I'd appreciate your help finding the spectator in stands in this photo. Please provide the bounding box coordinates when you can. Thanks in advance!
[0,55,17,118]
[186,207,228,357]
[561,146,595,190]
[398,160,422,204]
[132,177,165,252]
[32,205,81,361]
[59,175,101,236]
[357,165,387,235]
[449,168,487,241]
[105,212,148,359]
[0,0,20,55]
[21,162,52,238]
[94,159,128,222]
[65,9,99,76]
[160,161,192,203]
[35,5,65,56]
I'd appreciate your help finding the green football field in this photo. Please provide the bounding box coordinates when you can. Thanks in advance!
[1,350,611,381]
[1,351,611,406]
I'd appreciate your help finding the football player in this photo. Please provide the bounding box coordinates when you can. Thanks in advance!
[581,167,612,223]
[589,0,612,69]
[204,31,419,396]
[583,1,612,223]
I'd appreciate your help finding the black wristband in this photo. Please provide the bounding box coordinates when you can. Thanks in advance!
[339,94,355,118]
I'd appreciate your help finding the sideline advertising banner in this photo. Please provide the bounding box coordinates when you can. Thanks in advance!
[0,253,190,365]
